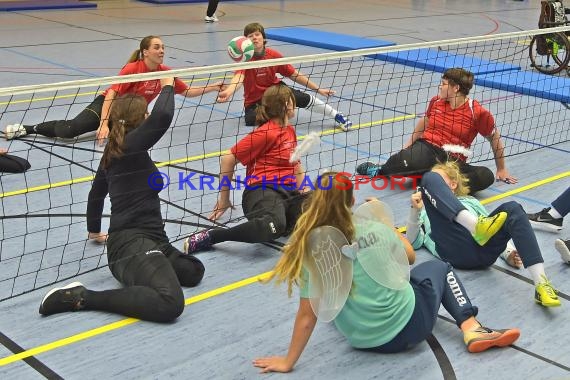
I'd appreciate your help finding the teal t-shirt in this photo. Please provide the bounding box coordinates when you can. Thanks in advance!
[410,196,488,257]
[300,223,415,349]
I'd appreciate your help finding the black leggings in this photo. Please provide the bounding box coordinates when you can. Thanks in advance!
[244,85,311,126]
[0,154,30,173]
[379,139,495,194]
[83,229,205,322]
[210,187,308,244]
[206,0,219,16]
[24,95,104,139]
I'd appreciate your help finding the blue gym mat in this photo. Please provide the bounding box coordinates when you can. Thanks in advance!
[266,27,395,50]
[373,49,520,76]
[0,0,96,11]
[477,70,570,103]
[266,27,570,104]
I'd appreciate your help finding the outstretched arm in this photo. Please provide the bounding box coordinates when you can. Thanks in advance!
[217,72,244,103]
[124,78,175,152]
[86,164,109,241]
[295,163,311,193]
[486,129,517,184]
[96,89,117,146]
[289,70,335,97]
[253,298,317,373]
[209,152,238,220]
[182,81,224,98]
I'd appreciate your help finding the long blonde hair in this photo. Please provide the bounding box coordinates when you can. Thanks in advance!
[270,172,355,296]
[432,161,471,196]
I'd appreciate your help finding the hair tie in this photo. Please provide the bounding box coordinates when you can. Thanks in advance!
[118,119,126,126]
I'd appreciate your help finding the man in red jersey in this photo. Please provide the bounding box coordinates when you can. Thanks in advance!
[217,22,352,131]
[357,68,517,194]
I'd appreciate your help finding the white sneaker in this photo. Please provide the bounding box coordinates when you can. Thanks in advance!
[555,239,570,264]
[5,123,26,140]
[204,14,219,22]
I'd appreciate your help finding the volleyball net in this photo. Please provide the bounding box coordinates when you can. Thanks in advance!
[0,26,569,301]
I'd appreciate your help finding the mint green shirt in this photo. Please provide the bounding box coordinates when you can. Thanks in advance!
[411,196,488,257]
[300,225,415,349]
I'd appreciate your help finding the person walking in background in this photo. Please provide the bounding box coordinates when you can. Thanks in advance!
[205,0,220,22]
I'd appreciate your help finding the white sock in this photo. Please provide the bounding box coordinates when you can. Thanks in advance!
[454,210,477,234]
[548,207,563,219]
[526,263,547,285]
[306,96,336,118]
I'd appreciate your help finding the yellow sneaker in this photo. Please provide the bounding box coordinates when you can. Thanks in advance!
[473,212,507,246]
[464,326,520,353]
[535,276,561,307]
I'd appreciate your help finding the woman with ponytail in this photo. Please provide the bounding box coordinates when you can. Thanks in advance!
[252,173,520,374]
[38,79,205,322]
[183,84,309,254]
[5,36,223,145]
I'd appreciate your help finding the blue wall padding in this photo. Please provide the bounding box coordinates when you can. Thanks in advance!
[264,27,569,104]
[135,0,205,3]
[477,71,570,103]
[373,49,520,75]
[266,27,396,50]
[0,0,96,11]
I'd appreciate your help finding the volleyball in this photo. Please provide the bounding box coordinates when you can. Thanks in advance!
[227,36,254,63]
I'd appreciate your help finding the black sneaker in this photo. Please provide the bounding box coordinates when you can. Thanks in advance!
[39,282,86,316]
[527,207,563,231]
[356,161,381,177]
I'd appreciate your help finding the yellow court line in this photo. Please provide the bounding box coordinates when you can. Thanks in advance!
[480,171,570,205]
[0,271,273,367]
[0,75,229,106]
[0,114,415,198]
[0,171,568,366]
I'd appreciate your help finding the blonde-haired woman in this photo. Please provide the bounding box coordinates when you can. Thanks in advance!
[253,173,520,374]
[5,36,222,144]
[407,161,560,307]
[184,84,308,254]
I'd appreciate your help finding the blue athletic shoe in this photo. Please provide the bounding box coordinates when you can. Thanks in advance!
[356,161,381,177]
[334,113,352,131]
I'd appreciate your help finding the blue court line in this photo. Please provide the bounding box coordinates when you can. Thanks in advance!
[501,135,570,154]
[318,135,390,160]
[177,98,242,118]
[1,47,99,78]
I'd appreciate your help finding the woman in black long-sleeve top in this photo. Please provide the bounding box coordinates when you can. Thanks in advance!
[38,79,205,322]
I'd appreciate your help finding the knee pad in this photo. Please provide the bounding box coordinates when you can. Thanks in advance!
[259,215,287,238]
